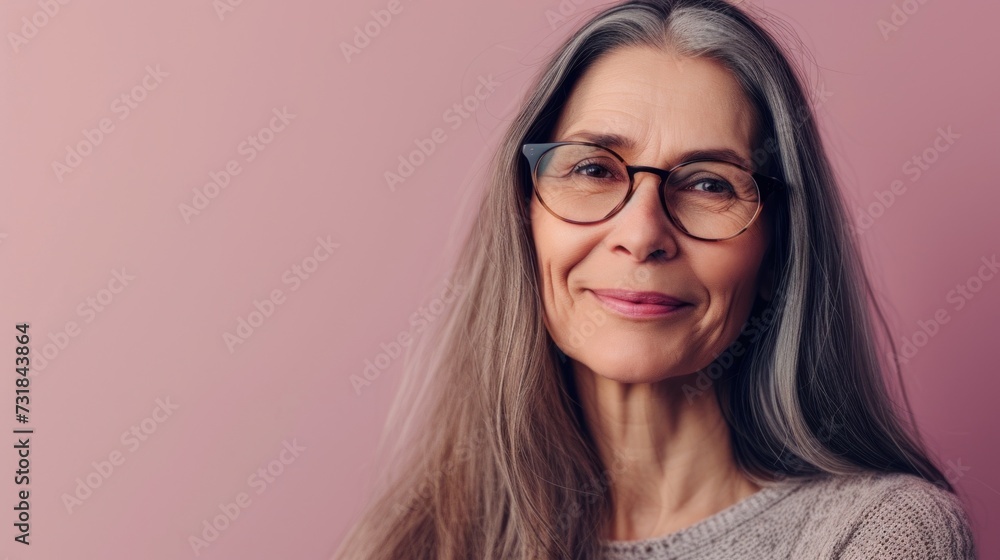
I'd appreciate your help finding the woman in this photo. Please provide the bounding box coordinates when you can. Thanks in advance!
[335,1,976,558]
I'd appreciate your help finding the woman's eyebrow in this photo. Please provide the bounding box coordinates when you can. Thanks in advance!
[560,130,752,168]
[564,131,638,153]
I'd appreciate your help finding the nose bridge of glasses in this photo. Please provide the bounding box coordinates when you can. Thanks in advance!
[625,166,674,216]
[618,165,677,225]
[628,164,672,184]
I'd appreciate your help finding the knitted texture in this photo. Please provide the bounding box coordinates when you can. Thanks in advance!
[599,471,976,559]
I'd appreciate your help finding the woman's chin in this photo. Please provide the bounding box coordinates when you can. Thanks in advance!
[570,354,695,386]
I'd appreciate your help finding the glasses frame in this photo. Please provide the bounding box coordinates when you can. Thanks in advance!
[522,141,785,241]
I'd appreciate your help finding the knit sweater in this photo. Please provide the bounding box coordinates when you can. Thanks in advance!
[599,471,976,559]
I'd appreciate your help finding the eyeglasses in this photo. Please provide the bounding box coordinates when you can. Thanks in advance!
[522,141,784,241]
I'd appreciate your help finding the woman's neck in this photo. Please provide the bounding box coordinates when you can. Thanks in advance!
[572,364,762,541]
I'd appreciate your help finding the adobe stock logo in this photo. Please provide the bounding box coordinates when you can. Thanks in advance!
[384,74,501,192]
[682,302,780,403]
[544,0,588,29]
[877,0,932,40]
[61,397,179,514]
[188,439,306,556]
[852,126,959,235]
[51,65,169,183]
[892,254,999,365]
[340,0,404,63]
[350,279,464,395]
[212,0,246,21]
[178,106,296,223]
[7,0,72,54]
[31,268,136,374]
[223,236,340,354]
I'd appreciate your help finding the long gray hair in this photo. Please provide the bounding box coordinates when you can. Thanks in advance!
[334,1,951,558]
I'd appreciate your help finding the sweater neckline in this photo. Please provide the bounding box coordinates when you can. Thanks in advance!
[599,476,811,557]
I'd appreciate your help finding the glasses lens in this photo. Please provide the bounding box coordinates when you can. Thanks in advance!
[533,144,629,223]
[664,161,761,240]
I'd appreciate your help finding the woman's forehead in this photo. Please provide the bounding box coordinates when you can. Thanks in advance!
[552,46,758,160]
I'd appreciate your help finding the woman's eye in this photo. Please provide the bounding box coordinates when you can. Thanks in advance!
[689,179,735,194]
[573,162,615,179]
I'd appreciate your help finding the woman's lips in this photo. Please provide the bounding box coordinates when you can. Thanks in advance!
[590,289,692,319]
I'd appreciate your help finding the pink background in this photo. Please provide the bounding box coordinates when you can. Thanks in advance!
[1,1,997,558]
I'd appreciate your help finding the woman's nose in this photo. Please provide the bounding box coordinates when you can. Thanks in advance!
[607,172,681,260]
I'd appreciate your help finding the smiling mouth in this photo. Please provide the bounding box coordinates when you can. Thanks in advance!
[589,289,692,319]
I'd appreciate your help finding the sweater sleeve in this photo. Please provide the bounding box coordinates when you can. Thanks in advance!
[835,477,976,559]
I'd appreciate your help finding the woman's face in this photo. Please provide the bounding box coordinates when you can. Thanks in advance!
[530,46,772,384]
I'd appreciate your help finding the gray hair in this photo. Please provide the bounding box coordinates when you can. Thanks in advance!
[517,0,948,486]
[334,2,951,558]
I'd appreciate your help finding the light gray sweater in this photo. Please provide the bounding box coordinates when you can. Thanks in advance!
[599,471,976,559]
